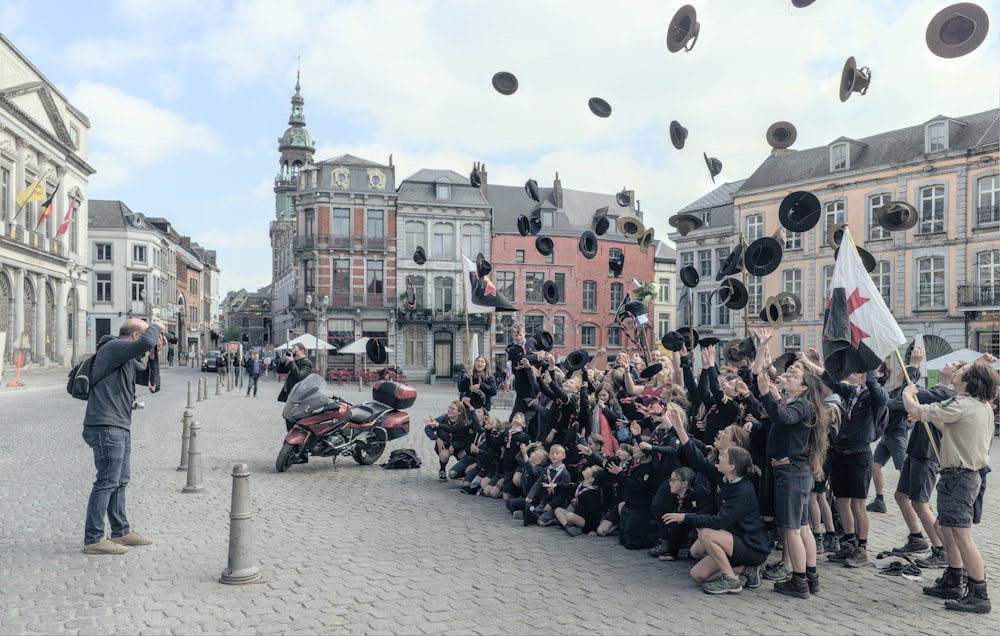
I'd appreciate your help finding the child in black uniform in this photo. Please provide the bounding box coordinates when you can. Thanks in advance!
[554,464,604,536]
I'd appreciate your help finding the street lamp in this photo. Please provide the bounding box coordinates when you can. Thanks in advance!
[68,259,84,365]
[305,293,331,378]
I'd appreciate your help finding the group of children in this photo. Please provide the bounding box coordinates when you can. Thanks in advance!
[419,324,997,613]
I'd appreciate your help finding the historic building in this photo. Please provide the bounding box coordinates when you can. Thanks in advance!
[651,240,678,344]
[0,34,94,372]
[221,287,272,350]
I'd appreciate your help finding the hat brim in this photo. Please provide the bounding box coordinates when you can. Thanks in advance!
[579,231,598,259]
[744,237,783,277]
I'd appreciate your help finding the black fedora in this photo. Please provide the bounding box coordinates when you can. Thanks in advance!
[609,252,625,277]
[661,331,686,352]
[792,0,816,7]
[669,213,704,237]
[718,277,749,310]
[666,4,700,53]
[529,210,543,235]
[469,170,482,188]
[366,338,387,365]
[535,329,554,352]
[593,207,610,236]
[839,56,871,103]
[475,252,492,277]
[413,246,426,265]
[773,352,797,373]
[616,215,645,239]
[926,2,990,59]
[492,71,518,95]
[766,121,798,150]
[615,188,632,207]
[669,120,688,150]
[778,191,822,233]
[564,349,591,372]
[836,246,877,273]
[535,235,554,256]
[588,97,612,118]
[704,153,723,183]
[875,201,918,232]
[637,227,655,255]
[744,236,783,277]
[639,363,663,379]
[525,178,540,202]
[517,215,530,236]
[699,336,721,348]
[579,230,598,259]
[676,326,700,350]
[542,280,560,304]
[469,389,487,410]
[715,244,743,281]
[680,265,700,289]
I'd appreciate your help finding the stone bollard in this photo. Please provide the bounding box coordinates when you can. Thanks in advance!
[215,375,221,396]
[182,420,205,493]
[177,407,193,471]
[203,377,209,401]
[186,380,194,409]
[197,378,204,402]
[219,463,262,585]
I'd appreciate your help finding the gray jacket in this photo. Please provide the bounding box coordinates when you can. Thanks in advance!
[83,325,161,431]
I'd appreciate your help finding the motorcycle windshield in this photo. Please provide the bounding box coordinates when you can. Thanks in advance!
[281,374,334,421]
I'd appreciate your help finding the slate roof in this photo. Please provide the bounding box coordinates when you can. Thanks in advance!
[397,169,491,207]
[88,199,138,228]
[488,183,642,242]
[676,179,747,214]
[738,108,1000,193]
[314,153,387,167]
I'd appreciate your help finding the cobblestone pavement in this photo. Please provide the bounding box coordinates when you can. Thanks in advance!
[1,366,997,635]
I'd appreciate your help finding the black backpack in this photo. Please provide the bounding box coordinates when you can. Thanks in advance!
[382,448,422,469]
[67,354,100,400]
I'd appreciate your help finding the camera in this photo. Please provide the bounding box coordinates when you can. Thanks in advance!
[164,330,179,345]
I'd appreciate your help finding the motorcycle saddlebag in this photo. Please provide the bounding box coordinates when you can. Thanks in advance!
[380,412,410,440]
[373,381,417,409]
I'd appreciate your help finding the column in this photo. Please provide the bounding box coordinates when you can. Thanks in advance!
[34,274,47,365]
[55,278,69,365]
[13,138,26,227]
[11,268,24,354]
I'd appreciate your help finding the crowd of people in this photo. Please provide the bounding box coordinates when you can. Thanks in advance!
[422,322,998,613]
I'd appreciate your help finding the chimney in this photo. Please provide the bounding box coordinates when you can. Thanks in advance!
[473,161,487,196]
[181,236,192,249]
[553,172,563,208]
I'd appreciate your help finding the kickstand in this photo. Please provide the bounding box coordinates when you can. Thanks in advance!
[331,456,338,471]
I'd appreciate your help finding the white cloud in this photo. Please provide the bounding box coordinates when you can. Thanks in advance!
[60,36,164,73]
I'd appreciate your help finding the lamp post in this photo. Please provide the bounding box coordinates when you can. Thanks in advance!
[68,259,84,366]
[305,293,330,378]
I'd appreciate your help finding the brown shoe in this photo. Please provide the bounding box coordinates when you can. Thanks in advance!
[109,531,153,546]
[83,538,128,554]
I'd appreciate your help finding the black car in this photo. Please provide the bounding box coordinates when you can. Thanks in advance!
[201,350,223,372]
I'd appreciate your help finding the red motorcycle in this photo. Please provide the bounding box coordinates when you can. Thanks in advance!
[276,373,415,472]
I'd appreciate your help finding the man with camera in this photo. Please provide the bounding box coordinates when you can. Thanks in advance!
[276,343,313,432]
[81,318,166,555]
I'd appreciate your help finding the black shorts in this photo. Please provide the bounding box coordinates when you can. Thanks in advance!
[730,534,770,568]
[501,467,519,495]
[937,470,981,529]
[772,464,812,529]
[829,449,872,499]
[895,456,939,503]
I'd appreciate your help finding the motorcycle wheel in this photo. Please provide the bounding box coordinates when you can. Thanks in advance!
[351,430,387,465]
[276,442,301,472]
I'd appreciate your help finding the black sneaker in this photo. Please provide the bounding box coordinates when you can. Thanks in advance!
[438,469,447,480]
[741,565,762,590]
[866,498,887,513]
[773,576,810,599]
[806,571,820,594]
[893,535,931,554]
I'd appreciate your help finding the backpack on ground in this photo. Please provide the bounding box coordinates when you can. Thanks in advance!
[382,448,422,469]
[67,354,99,400]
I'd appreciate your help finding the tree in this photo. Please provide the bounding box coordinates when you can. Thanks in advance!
[222,325,242,342]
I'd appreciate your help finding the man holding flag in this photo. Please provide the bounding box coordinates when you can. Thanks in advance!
[819,227,903,568]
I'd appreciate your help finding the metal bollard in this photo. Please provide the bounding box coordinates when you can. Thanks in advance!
[177,408,193,471]
[219,463,262,585]
[182,420,205,493]
[186,380,194,409]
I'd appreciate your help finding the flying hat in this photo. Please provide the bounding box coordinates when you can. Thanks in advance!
[468,389,488,410]
[737,336,757,361]
[475,252,492,277]
[679,264,700,288]
[640,362,664,379]
[835,246,877,273]
[542,280,560,304]
[588,97,612,118]
[535,236,554,256]
[875,201,918,232]
[669,120,688,150]
[744,236,783,277]
[704,153,723,183]
[766,121,798,150]
[593,207,610,235]
[529,213,543,235]
[715,244,744,281]
[723,339,745,365]
[564,349,591,372]
[773,352,797,374]
[469,170,482,188]
[492,71,518,95]
[616,188,633,207]
[792,0,816,7]
[718,277,749,310]
[366,338,387,365]
[525,178,540,202]
[699,337,721,348]
[535,329,554,352]
[666,4,700,53]
[616,216,645,239]
[609,252,625,277]
[661,331,686,352]
[579,230,598,259]
[839,56,872,103]
[637,227,655,255]
[760,292,802,330]
[676,326,700,350]
[413,246,427,265]
[779,191,822,233]
[517,215,530,236]
[669,213,704,237]
[926,2,990,59]
[827,223,848,250]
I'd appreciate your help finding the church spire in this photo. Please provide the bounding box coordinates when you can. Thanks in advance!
[288,70,306,127]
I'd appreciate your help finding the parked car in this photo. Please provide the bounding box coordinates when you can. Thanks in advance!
[202,350,223,372]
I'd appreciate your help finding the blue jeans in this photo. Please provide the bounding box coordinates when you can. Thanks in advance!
[82,426,131,545]
[246,374,259,395]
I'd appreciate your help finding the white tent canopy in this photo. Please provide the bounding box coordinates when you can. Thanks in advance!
[274,333,337,351]
[336,336,394,355]
[925,348,1000,371]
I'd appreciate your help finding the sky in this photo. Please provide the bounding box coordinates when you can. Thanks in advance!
[3,0,998,297]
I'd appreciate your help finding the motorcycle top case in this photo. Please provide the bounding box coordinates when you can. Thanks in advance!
[373,381,416,409]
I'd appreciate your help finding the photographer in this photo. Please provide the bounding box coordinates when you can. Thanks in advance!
[276,344,313,432]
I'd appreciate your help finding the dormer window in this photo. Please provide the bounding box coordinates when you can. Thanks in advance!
[831,143,848,171]
[435,183,451,200]
[926,122,947,152]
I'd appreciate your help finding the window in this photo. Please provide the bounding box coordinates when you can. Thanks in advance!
[926,122,947,152]
[189,276,198,294]
[718,303,730,326]
[496,271,515,304]
[555,273,565,304]
[869,193,892,241]
[461,225,482,258]
[782,333,802,353]
[432,223,454,259]
[658,314,670,336]
[977,250,1000,288]
[0,167,8,218]
[872,261,892,308]
[525,272,545,302]
[831,143,847,171]
[133,244,147,263]
[784,230,802,251]
[747,278,763,314]
[515,250,525,264]
[823,265,835,301]
[303,209,315,236]
[917,256,945,308]
[367,260,384,295]
[70,124,80,146]
[332,208,351,236]
[698,292,712,326]
[242,317,250,328]
[977,175,999,225]
[435,182,451,200]
[545,252,554,265]
[333,258,350,296]
[542,210,553,228]
[824,201,846,243]
[582,280,597,311]
[189,306,197,323]
[96,243,112,261]
[96,273,112,302]
[433,276,453,312]
[918,186,945,234]
[553,315,565,346]
[366,210,384,238]
[716,248,729,273]
[680,251,694,268]
[495,314,514,346]
[581,324,596,347]
[608,325,621,347]
[406,274,425,308]
[782,268,802,297]
[524,315,545,340]
[610,282,624,313]
[405,221,424,254]
[698,250,712,277]
[745,214,764,242]
[404,329,425,366]
[658,278,671,303]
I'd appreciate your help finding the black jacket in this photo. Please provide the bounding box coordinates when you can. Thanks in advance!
[277,355,314,402]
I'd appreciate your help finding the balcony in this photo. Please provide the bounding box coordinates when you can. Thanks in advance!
[365,293,388,308]
[958,284,1000,309]
[363,236,386,251]
[293,236,316,251]
[331,235,352,249]
[977,205,999,226]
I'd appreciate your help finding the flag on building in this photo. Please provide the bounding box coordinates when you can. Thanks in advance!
[822,228,905,381]
[57,197,79,235]
[35,182,60,229]
[15,174,46,212]
[461,254,516,312]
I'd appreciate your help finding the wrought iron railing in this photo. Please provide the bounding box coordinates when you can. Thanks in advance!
[958,284,1000,307]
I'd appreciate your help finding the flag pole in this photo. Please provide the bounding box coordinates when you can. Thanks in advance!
[461,251,471,366]
[893,348,940,463]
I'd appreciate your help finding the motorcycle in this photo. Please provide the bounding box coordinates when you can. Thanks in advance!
[276,373,416,472]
